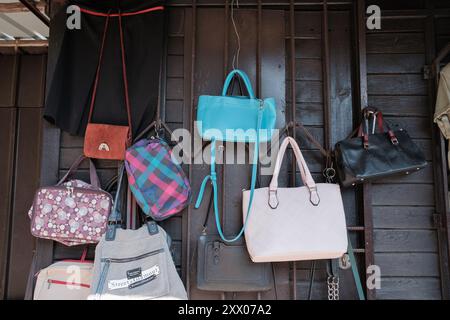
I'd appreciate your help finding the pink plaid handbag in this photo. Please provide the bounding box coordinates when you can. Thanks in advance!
[125,138,191,221]
[28,155,113,246]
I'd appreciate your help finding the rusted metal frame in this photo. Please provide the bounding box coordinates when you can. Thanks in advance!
[221,1,228,294]
[167,2,353,8]
[0,2,46,13]
[322,0,331,153]
[288,0,297,301]
[184,0,197,298]
[0,40,48,48]
[425,10,450,299]
[255,0,262,301]
[257,0,262,98]
[1,54,20,299]
[18,0,50,27]
[353,0,374,300]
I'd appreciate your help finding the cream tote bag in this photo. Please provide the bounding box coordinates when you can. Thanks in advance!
[242,136,348,262]
[33,260,94,300]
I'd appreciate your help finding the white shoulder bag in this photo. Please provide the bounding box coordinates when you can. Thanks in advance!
[242,136,348,262]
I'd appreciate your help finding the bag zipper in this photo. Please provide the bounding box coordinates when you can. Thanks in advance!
[47,279,90,289]
[100,248,164,263]
[95,248,164,295]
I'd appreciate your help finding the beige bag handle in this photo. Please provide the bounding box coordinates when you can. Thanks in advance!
[268,137,320,208]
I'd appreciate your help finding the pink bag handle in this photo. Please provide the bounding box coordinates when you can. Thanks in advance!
[268,137,320,208]
[57,155,100,188]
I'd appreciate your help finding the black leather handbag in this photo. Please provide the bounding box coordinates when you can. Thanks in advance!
[335,107,427,187]
[196,190,272,292]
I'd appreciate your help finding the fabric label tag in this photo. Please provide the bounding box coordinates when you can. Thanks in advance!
[108,265,160,291]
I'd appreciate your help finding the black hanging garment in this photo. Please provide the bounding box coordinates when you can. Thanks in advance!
[44,0,165,137]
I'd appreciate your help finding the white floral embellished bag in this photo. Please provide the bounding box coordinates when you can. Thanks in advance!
[28,155,113,246]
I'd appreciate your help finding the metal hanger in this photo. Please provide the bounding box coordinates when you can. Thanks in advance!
[231,0,241,70]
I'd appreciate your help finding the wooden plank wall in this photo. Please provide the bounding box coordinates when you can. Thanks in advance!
[366,0,445,299]
[5,0,450,300]
[0,54,46,299]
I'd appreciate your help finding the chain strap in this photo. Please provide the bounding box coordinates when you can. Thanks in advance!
[327,275,340,300]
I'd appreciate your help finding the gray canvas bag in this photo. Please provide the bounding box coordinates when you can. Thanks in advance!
[88,223,187,300]
[88,166,187,300]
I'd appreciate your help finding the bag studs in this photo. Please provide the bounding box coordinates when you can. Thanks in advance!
[98,143,110,151]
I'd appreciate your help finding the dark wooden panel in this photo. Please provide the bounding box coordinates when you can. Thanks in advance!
[0,108,16,299]
[372,184,434,206]
[366,17,425,33]
[296,103,324,126]
[168,37,184,56]
[366,33,425,54]
[17,55,46,108]
[166,78,184,100]
[60,132,83,148]
[367,74,427,95]
[294,59,322,81]
[286,80,323,103]
[292,11,322,37]
[435,17,450,35]
[7,108,43,299]
[373,206,434,229]
[366,0,425,10]
[167,55,184,78]
[168,8,185,36]
[376,277,441,300]
[375,253,440,277]
[367,54,425,74]
[0,55,17,108]
[294,39,322,59]
[374,230,438,253]
[368,95,428,116]
[165,100,184,123]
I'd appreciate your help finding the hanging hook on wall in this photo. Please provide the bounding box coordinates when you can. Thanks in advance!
[231,0,241,70]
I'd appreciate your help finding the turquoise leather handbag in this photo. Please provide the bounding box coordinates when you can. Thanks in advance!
[195,69,276,243]
[197,69,276,143]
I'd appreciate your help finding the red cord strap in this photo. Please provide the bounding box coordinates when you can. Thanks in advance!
[79,6,164,17]
[88,11,133,135]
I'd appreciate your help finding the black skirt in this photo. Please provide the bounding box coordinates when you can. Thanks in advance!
[44,0,165,137]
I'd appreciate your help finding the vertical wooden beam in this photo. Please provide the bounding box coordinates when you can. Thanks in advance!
[425,2,450,299]
[322,0,331,152]
[288,0,297,301]
[354,0,375,300]
[184,0,197,299]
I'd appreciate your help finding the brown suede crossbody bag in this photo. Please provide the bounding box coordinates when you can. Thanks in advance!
[84,12,132,160]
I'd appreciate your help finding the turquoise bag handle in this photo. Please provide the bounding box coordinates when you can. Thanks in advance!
[348,238,366,300]
[221,69,255,99]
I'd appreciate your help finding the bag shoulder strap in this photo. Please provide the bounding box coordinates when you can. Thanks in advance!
[347,239,366,300]
[57,155,100,188]
[88,12,132,136]
[194,101,264,242]
[105,164,126,241]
